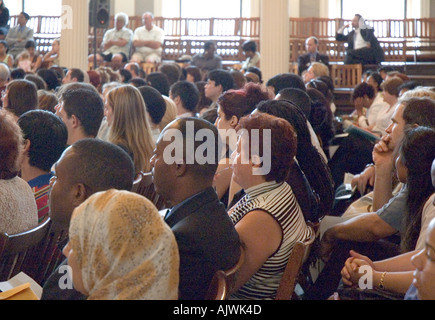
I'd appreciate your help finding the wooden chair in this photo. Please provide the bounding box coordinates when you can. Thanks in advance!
[25,221,69,285]
[141,62,159,76]
[330,63,362,89]
[275,226,316,300]
[131,171,167,210]
[0,218,51,281]
[205,246,245,300]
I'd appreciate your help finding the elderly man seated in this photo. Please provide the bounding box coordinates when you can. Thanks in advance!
[130,12,164,64]
[88,12,133,66]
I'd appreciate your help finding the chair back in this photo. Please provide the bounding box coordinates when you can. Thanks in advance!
[204,270,227,300]
[131,171,167,210]
[330,64,362,89]
[0,218,51,281]
[25,221,69,285]
[205,246,245,300]
[275,226,316,300]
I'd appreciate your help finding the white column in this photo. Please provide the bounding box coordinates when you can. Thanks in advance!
[60,0,89,71]
[260,0,290,82]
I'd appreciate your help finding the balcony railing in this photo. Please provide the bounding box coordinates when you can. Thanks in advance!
[8,15,435,62]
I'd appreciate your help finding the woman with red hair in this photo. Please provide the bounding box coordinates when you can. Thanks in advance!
[228,112,313,300]
[213,82,270,207]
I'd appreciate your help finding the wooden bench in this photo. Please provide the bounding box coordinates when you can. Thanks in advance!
[406,39,435,62]
[330,64,362,115]
[380,40,407,62]
[291,39,407,64]
[161,38,246,63]
[330,63,362,89]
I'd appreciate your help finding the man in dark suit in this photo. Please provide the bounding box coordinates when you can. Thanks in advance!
[151,117,241,300]
[336,14,384,66]
[297,36,330,76]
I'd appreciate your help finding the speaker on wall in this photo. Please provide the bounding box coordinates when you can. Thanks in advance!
[89,0,110,28]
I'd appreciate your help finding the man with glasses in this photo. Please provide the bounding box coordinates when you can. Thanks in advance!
[88,12,133,66]
[130,12,164,64]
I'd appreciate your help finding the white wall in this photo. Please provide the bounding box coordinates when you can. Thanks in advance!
[114,0,136,16]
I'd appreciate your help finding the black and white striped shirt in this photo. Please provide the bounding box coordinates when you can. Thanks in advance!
[229,181,313,300]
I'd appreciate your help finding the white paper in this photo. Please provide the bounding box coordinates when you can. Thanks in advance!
[343,172,354,189]
[0,272,43,299]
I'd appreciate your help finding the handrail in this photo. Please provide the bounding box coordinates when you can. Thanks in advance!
[7,15,434,63]
[8,15,435,41]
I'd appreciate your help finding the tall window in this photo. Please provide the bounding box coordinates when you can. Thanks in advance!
[180,0,241,18]
[341,0,406,20]
[162,0,242,18]
[7,0,62,16]
[24,0,62,16]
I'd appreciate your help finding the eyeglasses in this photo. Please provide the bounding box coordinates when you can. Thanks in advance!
[49,175,57,187]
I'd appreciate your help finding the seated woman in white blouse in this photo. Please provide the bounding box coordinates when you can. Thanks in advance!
[228,113,313,300]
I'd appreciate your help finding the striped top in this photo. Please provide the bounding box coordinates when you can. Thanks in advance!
[229,180,313,300]
[28,173,53,223]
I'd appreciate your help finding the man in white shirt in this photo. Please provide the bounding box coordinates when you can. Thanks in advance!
[336,14,384,65]
[130,12,164,64]
[88,12,133,65]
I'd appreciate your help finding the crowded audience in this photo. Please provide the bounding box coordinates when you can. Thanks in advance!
[1,9,435,303]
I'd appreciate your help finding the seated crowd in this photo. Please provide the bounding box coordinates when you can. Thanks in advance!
[1,11,435,302]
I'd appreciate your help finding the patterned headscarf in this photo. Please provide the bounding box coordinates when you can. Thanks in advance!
[69,189,179,300]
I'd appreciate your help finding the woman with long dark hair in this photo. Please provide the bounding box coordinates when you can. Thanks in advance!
[399,127,435,252]
[214,82,271,207]
[339,127,435,297]
[256,99,335,220]
[306,87,335,159]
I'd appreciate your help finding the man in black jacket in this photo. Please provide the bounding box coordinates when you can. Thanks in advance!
[297,36,330,76]
[336,14,384,66]
[151,117,241,300]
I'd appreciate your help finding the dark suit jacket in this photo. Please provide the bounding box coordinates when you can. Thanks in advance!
[165,187,241,300]
[336,28,384,63]
[297,52,330,75]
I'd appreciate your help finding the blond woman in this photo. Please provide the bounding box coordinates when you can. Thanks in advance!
[105,84,155,173]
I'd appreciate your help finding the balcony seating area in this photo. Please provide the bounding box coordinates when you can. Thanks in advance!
[10,15,435,113]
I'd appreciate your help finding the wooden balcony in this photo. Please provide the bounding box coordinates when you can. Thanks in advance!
[9,15,435,66]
